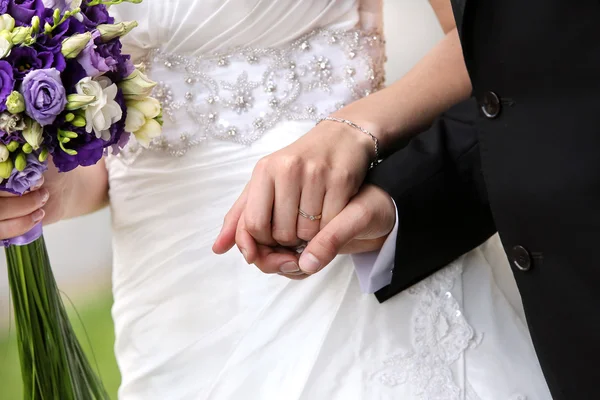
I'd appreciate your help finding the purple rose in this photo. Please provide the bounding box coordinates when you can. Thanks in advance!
[8,0,45,25]
[5,154,47,195]
[21,68,67,126]
[8,46,66,81]
[80,4,113,29]
[0,61,14,112]
[77,31,111,77]
[97,39,134,80]
[0,0,8,13]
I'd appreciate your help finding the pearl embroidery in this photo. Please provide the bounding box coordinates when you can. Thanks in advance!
[117,28,385,163]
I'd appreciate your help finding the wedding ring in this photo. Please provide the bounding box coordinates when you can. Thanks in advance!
[298,208,322,221]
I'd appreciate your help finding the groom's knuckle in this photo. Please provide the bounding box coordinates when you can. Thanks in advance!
[315,233,340,256]
[350,199,372,221]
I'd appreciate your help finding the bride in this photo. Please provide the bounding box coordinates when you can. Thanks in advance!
[0,0,551,399]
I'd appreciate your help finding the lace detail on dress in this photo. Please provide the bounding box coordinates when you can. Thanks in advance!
[376,259,483,400]
[116,28,385,164]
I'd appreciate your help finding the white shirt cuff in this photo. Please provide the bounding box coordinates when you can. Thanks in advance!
[351,201,398,293]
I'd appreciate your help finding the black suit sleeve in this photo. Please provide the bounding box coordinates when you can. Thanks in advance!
[369,98,497,303]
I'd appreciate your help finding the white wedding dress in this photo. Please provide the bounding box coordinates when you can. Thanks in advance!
[106,1,552,399]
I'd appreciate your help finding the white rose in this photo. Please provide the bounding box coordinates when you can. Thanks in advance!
[124,106,146,133]
[0,31,12,59]
[0,15,15,32]
[75,76,123,140]
[127,97,161,119]
[134,118,161,148]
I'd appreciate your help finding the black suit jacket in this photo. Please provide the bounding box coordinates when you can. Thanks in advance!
[370,1,600,398]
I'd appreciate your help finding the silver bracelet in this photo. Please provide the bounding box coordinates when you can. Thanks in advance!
[316,116,381,169]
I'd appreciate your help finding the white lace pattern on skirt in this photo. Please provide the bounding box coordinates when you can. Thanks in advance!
[376,260,481,399]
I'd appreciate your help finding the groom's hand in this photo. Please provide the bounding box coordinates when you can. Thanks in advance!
[217,184,396,276]
[293,184,395,274]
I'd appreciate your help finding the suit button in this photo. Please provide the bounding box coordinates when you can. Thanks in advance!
[511,245,532,271]
[481,91,501,118]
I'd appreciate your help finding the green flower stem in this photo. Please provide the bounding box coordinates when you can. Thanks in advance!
[6,236,109,399]
[43,8,81,35]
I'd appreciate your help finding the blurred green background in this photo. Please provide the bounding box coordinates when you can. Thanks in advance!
[0,291,120,399]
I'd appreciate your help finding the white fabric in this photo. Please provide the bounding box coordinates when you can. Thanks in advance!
[351,200,397,293]
[106,1,552,399]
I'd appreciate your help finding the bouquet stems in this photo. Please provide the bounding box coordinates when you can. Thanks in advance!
[5,235,109,400]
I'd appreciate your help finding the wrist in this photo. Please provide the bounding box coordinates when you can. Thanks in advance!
[321,114,381,167]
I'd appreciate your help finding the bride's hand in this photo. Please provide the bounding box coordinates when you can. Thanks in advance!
[227,184,396,277]
[213,116,378,260]
[0,159,70,240]
[0,177,48,239]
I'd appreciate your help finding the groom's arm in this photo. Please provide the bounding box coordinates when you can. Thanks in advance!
[367,98,497,302]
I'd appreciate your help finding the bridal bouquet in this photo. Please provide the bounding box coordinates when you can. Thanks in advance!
[0,0,161,398]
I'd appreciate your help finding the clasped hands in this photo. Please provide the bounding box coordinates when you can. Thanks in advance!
[212,119,396,278]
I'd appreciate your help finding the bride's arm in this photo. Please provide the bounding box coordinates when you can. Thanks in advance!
[40,160,110,226]
[214,0,472,263]
[430,0,457,34]
[331,25,470,154]
[61,161,109,220]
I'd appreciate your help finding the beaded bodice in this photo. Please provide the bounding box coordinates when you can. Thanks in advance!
[116,28,385,164]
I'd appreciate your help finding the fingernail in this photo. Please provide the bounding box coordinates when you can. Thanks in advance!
[299,253,321,274]
[241,249,249,263]
[39,189,49,205]
[279,262,301,274]
[32,178,44,190]
[32,209,45,223]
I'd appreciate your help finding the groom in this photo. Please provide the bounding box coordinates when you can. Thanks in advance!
[234,1,600,399]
